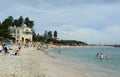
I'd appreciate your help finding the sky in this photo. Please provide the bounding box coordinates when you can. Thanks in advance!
[0,0,120,44]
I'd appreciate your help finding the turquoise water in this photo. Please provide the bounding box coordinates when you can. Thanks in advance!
[49,47,120,77]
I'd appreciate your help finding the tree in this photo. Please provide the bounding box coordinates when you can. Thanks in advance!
[0,17,12,38]
[24,17,34,28]
[32,30,37,42]
[0,16,35,40]
[0,30,10,38]
[8,16,14,26]
[54,30,57,39]
[0,22,1,26]
[28,20,34,28]
[43,31,48,38]
[18,16,23,27]
[48,31,52,38]
[13,19,19,27]
[2,16,13,28]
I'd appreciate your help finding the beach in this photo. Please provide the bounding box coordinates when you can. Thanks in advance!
[0,44,120,77]
[0,45,84,77]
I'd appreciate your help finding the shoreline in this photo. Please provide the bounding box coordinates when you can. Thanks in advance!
[49,45,115,49]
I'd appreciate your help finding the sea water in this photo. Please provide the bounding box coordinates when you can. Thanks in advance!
[49,47,120,77]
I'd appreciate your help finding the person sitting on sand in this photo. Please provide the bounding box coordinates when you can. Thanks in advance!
[15,49,20,56]
[4,44,9,54]
[18,46,21,51]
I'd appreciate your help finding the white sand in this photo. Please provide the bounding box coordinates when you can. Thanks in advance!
[0,45,84,77]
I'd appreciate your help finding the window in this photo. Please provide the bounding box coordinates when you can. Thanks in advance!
[17,30,19,34]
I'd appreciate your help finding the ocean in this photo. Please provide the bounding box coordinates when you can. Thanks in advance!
[49,46,120,77]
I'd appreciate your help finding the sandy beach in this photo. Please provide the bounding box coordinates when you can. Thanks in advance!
[0,45,84,77]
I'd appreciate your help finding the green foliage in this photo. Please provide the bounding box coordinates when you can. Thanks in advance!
[0,22,1,26]
[54,30,57,39]
[13,19,19,27]
[0,16,13,39]
[2,16,13,28]
[33,30,87,46]
[44,31,48,38]
[60,40,88,46]
[18,16,24,27]
[25,17,34,28]
[48,31,52,38]
[0,26,11,39]
[33,32,47,42]
[32,31,37,42]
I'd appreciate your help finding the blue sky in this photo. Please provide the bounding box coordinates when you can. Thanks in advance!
[0,0,120,44]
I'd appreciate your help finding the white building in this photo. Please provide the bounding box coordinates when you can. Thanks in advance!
[9,24,33,44]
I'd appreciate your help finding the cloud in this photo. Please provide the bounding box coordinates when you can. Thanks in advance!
[58,24,120,44]
[105,25,120,35]
[33,3,120,44]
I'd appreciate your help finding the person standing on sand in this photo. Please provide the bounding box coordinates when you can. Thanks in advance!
[100,53,103,61]
[58,45,61,54]
[45,47,48,54]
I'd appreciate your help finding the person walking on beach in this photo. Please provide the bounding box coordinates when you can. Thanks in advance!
[100,53,103,61]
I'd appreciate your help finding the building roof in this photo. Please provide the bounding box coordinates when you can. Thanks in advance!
[21,24,30,28]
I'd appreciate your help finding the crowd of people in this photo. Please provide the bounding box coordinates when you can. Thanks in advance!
[0,43,21,56]
[36,44,48,54]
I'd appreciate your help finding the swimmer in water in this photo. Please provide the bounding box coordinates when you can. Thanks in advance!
[106,54,109,60]
[96,53,99,58]
[100,53,103,61]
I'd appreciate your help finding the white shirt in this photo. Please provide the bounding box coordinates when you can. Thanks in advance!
[0,45,3,50]
[100,55,103,58]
